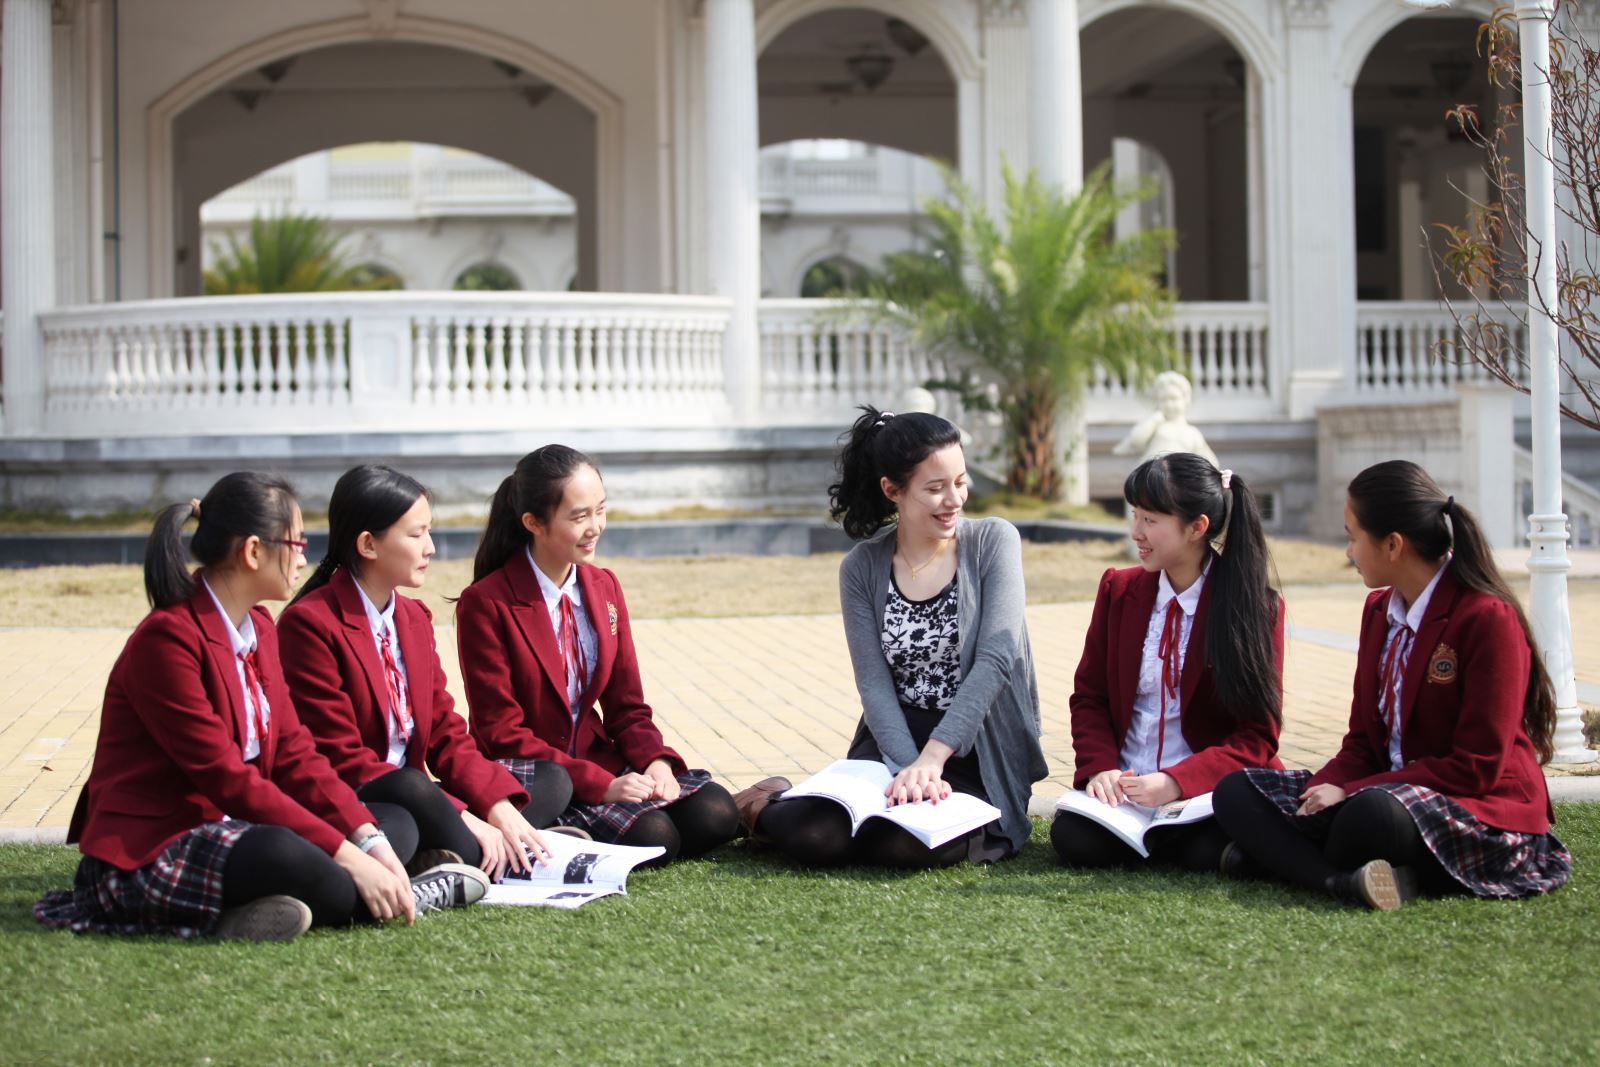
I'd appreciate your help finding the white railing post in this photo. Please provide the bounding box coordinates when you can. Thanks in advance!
[347,307,413,411]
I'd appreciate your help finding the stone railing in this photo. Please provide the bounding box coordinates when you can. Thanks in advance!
[1513,445,1600,549]
[38,293,731,434]
[1354,302,1529,396]
[1084,302,1274,420]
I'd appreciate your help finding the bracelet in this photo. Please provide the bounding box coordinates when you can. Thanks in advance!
[355,831,389,854]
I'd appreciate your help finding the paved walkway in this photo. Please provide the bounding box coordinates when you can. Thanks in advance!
[3,582,1596,838]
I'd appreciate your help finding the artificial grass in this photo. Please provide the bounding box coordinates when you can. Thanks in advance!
[3,809,1597,1066]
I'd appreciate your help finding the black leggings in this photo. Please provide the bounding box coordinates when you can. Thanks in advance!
[359,768,480,868]
[754,796,973,870]
[1212,771,1453,895]
[1050,811,1232,872]
[222,825,362,928]
[614,783,740,867]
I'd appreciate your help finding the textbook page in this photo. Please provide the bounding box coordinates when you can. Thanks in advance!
[480,832,665,909]
[1054,790,1214,859]
[786,759,1003,848]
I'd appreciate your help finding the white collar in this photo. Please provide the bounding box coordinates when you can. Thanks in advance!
[200,574,257,656]
[1388,556,1451,632]
[1156,561,1208,618]
[352,577,396,637]
[527,546,581,609]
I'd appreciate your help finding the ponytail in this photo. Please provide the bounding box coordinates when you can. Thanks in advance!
[827,405,963,540]
[1124,453,1281,729]
[1348,461,1556,763]
[289,464,428,606]
[471,445,596,583]
[143,472,299,609]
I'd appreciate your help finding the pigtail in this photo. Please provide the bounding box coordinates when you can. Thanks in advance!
[143,500,200,609]
[473,475,525,584]
[1205,472,1282,729]
[828,406,896,540]
[288,556,341,606]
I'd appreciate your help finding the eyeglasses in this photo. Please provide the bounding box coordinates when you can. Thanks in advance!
[267,537,310,553]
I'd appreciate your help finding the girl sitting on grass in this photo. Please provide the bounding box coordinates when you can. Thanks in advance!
[36,473,485,944]
[1053,452,1285,870]
[733,408,1048,867]
[1212,460,1572,910]
[280,464,566,883]
[457,445,739,865]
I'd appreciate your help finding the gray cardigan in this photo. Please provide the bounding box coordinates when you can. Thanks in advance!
[838,515,1049,852]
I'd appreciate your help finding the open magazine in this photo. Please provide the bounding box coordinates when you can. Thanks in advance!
[1054,788,1215,859]
[784,759,1003,848]
[479,831,664,910]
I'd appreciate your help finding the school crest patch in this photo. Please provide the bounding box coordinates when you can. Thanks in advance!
[607,601,618,636]
[1426,643,1458,684]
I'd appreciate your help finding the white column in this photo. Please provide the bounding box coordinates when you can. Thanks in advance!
[702,0,760,422]
[1516,0,1592,763]
[2,0,59,435]
[980,2,1031,217]
[1277,2,1354,418]
[1245,66,1266,303]
[1027,0,1082,192]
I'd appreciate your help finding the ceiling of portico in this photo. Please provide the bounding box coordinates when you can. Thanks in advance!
[212,40,554,107]
[1080,10,1244,100]
[758,7,954,99]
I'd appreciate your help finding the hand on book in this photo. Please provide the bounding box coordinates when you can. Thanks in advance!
[1117,771,1180,807]
[886,760,952,806]
[478,799,553,878]
[1085,769,1129,806]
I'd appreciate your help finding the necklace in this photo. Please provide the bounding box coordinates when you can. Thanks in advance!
[899,535,950,579]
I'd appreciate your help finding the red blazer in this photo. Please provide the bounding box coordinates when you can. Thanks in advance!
[456,552,686,804]
[1307,568,1553,834]
[1070,566,1285,798]
[278,568,528,817]
[71,585,373,869]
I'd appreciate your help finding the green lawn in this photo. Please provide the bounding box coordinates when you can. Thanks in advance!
[4,810,1598,1066]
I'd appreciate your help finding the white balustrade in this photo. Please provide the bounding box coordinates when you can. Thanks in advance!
[38,292,731,434]
[1354,302,1529,396]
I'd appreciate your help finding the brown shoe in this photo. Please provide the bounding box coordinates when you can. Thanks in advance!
[732,776,791,843]
[406,848,464,878]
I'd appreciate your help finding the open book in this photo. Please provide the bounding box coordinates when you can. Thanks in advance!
[479,831,664,910]
[1054,789,1214,859]
[784,759,1003,849]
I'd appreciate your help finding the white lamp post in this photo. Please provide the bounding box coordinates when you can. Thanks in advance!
[1404,0,1594,762]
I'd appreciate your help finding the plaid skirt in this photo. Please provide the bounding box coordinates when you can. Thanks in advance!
[1241,768,1571,899]
[499,759,714,843]
[33,820,251,938]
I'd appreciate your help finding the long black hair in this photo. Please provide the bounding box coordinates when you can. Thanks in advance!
[1347,460,1555,764]
[473,445,597,582]
[827,406,963,540]
[1124,452,1281,729]
[144,472,300,609]
[288,464,428,606]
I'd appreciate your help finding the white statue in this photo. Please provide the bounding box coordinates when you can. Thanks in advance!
[1113,371,1219,467]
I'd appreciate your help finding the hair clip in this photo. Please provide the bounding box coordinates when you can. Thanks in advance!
[188,498,202,518]
[1443,495,1454,516]
[1219,469,1233,491]
[874,411,896,428]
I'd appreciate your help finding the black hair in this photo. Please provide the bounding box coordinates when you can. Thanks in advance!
[144,472,300,609]
[827,406,964,540]
[473,445,598,583]
[1124,452,1282,729]
[1347,459,1555,764]
[288,464,428,606]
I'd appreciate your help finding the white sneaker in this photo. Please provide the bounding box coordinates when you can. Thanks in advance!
[215,895,312,942]
[410,862,490,914]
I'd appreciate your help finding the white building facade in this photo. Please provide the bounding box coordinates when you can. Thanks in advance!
[1,0,1597,538]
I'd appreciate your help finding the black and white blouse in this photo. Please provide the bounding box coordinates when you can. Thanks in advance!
[881,575,961,712]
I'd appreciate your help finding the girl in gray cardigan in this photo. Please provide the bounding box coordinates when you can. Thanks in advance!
[732,408,1048,865]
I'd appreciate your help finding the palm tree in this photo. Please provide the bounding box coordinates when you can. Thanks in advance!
[858,163,1175,500]
[203,213,402,295]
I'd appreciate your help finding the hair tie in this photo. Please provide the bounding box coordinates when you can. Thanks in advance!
[188,498,202,519]
[315,556,338,575]
[1219,469,1233,491]
[1443,495,1454,516]
[874,411,896,429]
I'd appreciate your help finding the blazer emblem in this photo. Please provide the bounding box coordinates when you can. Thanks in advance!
[1426,642,1458,684]
[607,601,618,636]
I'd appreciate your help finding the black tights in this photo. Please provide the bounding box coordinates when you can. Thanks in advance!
[359,768,480,868]
[222,825,361,928]
[754,796,972,869]
[1212,771,1453,895]
[1049,811,1232,872]
[613,783,740,867]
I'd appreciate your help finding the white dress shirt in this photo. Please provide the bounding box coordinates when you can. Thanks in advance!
[354,580,410,767]
[201,575,269,761]
[1120,568,1205,776]
[1379,559,1450,771]
[528,547,598,724]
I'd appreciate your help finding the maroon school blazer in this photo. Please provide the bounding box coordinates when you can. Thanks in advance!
[1069,566,1285,798]
[72,584,372,869]
[278,567,528,817]
[1307,567,1554,834]
[456,551,686,805]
